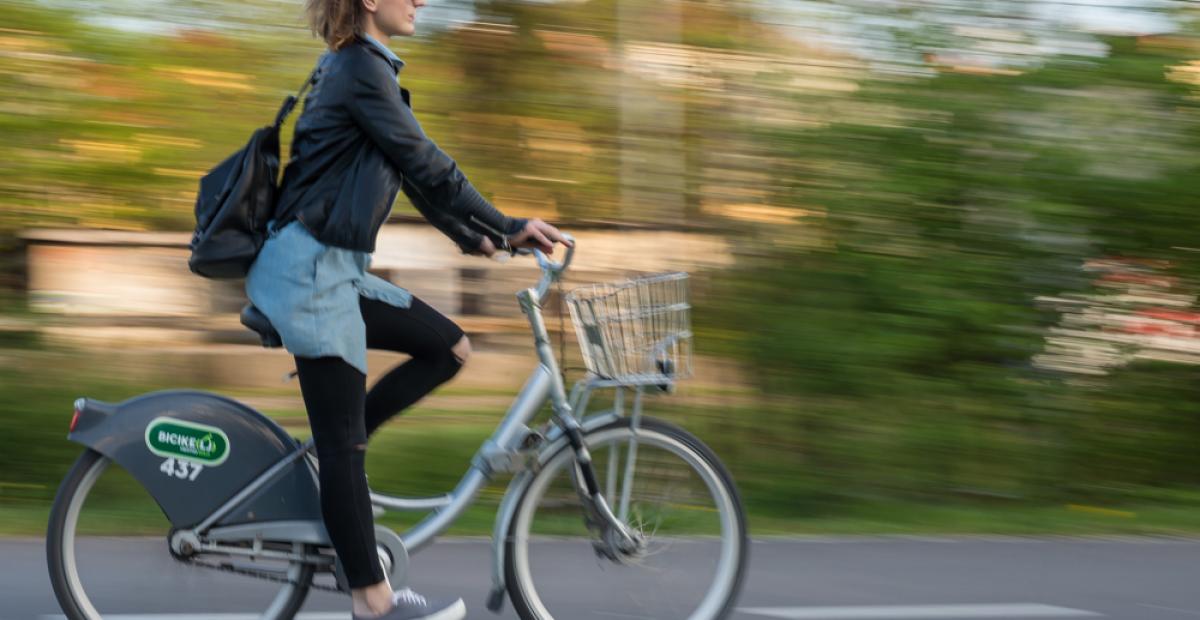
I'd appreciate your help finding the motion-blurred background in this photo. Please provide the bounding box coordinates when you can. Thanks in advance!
[2,0,1200,536]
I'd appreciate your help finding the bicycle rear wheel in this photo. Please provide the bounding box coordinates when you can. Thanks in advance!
[505,416,748,620]
[46,449,315,620]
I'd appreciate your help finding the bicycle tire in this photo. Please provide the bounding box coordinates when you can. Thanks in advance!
[46,448,315,620]
[504,416,749,620]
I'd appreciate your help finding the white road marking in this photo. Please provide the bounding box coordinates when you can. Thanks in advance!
[737,603,1102,619]
[1138,603,1200,616]
[41,611,350,614]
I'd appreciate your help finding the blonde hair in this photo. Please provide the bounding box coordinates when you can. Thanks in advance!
[305,0,363,50]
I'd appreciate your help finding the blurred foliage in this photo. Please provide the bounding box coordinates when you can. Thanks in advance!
[701,18,1200,512]
[4,0,1200,529]
[10,358,1200,536]
[0,0,790,237]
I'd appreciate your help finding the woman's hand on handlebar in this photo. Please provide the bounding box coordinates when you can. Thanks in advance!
[510,219,572,255]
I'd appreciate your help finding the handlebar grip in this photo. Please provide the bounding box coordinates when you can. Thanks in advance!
[557,233,576,270]
[515,233,575,273]
[513,234,575,305]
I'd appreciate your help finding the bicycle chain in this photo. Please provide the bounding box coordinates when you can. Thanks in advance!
[183,556,344,593]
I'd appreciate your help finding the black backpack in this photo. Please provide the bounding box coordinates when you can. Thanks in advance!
[187,69,317,279]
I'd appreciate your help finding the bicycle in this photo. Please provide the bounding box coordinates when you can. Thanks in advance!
[46,236,749,619]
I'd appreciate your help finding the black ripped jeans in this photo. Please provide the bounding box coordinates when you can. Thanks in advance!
[294,295,465,589]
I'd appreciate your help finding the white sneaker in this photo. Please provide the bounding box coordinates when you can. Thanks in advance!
[351,587,467,620]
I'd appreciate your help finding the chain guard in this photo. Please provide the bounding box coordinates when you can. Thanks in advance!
[174,524,410,595]
[166,533,341,594]
[185,555,343,593]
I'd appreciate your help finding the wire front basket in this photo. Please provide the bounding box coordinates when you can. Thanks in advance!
[564,272,693,384]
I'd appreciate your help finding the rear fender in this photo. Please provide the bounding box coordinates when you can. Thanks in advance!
[68,390,321,529]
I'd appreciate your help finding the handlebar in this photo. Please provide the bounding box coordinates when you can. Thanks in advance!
[514,233,575,270]
[514,233,575,305]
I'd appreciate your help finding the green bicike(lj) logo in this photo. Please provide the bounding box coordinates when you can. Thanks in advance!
[144,417,231,466]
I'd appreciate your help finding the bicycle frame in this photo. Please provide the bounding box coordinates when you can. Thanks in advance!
[175,238,663,607]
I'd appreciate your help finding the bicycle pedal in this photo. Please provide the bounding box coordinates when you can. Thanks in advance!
[486,587,506,612]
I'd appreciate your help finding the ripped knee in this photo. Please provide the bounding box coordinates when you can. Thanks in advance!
[451,335,471,366]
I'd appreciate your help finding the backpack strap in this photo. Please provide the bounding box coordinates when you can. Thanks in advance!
[272,66,321,128]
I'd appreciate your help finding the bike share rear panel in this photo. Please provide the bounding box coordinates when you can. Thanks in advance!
[70,390,322,527]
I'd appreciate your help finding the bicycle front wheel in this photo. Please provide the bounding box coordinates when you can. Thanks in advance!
[46,448,315,620]
[505,416,748,620]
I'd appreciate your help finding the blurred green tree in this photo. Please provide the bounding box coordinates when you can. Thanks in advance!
[701,25,1200,513]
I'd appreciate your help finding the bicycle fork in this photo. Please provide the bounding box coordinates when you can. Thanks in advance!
[560,415,642,559]
[519,284,640,558]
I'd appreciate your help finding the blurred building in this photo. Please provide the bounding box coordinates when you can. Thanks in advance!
[20,221,734,388]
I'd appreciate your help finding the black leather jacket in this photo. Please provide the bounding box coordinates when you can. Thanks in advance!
[272,34,524,253]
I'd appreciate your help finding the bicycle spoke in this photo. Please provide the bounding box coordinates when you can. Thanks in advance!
[507,420,745,620]
[47,451,314,620]
[606,442,620,502]
[618,434,639,523]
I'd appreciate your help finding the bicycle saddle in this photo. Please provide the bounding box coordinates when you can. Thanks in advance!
[240,303,282,348]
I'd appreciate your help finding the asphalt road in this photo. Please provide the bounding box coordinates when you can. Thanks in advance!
[7,536,1200,619]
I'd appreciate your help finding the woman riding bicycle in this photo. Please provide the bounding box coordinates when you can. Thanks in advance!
[246,0,569,617]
